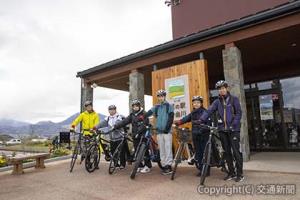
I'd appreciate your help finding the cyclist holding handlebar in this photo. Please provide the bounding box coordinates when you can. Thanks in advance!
[175,96,211,177]
[200,80,244,182]
[114,99,152,174]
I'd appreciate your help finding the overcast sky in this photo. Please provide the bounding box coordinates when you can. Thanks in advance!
[0,0,172,123]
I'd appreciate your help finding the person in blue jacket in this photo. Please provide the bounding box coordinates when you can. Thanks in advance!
[145,89,174,175]
[175,96,210,176]
[200,80,244,182]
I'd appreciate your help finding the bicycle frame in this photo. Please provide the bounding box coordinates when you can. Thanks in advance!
[134,126,158,162]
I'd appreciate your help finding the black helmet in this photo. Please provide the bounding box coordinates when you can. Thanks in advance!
[84,100,93,107]
[192,96,203,102]
[215,80,229,89]
[156,89,166,97]
[131,99,141,107]
[108,105,116,110]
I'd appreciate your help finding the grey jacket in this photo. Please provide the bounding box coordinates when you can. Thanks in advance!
[96,114,125,141]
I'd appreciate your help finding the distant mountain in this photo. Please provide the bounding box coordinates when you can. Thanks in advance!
[0,113,106,138]
[0,119,30,127]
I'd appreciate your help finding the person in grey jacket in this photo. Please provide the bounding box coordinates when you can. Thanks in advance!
[96,105,128,169]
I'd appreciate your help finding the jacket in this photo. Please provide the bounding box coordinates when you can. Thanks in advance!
[71,110,100,136]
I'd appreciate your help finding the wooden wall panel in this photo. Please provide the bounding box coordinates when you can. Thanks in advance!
[151,59,210,156]
[152,59,209,109]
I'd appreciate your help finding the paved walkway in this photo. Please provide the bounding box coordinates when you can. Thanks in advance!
[0,153,299,200]
[244,152,300,174]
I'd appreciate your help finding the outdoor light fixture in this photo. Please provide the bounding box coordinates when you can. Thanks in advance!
[165,0,181,7]
[91,83,98,88]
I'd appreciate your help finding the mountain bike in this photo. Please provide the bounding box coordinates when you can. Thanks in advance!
[84,127,112,173]
[171,125,196,180]
[199,125,228,185]
[130,125,163,179]
[108,132,133,174]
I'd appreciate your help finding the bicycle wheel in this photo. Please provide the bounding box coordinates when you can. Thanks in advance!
[200,142,211,185]
[130,143,146,179]
[85,144,100,173]
[171,143,184,180]
[70,142,79,173]
[108,142,122,175]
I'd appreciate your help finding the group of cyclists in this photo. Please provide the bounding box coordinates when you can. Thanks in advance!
[70,79,245,182]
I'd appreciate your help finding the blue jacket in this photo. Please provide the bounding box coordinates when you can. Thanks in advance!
[201,93,242,131]
[145,101,174,134]
[179,107,210,135]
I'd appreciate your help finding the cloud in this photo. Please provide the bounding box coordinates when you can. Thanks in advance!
[0,0,172,123]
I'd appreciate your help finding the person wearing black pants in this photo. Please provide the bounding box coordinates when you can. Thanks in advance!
[110,140,126,167]
[201,80,244,182]
[219,131,243,177]
[96,105,128,169]
[114,99,152,173]
[175,96,210,176]
[192,132,210,175]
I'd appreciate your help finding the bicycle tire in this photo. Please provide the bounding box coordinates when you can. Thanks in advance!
[108,142,122,174]
[200,142,211,185]
[171,143,184,180]
[70,143,79,173]
[85,144,100,173]
[130,143,146,179]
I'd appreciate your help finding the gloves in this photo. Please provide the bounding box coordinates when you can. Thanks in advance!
[70,125,75,133]
[174,120,182,126]
[90,127,97,133]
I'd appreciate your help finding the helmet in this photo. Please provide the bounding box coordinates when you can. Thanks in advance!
[156,89,166,97]
[108,105,116,110]
[131,99,141,107]
[192,96,203,102]
[215,80,229,89]
[84,100,93,107]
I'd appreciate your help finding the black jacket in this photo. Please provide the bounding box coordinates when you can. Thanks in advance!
[114,109,149,138]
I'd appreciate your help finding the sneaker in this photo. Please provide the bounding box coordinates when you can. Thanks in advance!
[162,165,173,175]
[188,158,195,165]
[235,175,245,182]
[137,167,143,173]
[224,174,236,181]
[140,166,151,173]
[119,165,125,170]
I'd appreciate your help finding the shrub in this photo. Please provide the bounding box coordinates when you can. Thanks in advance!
[52,148,71,158]
[0,155,8,167]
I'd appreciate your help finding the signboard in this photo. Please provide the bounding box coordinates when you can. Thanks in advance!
[259,95,274,120]
[165,75,190,120]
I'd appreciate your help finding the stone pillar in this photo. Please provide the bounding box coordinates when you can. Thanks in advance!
[222,43,250,161]
[80,79,93,113]
[129,69,145,110]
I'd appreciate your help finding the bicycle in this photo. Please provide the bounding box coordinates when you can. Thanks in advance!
[108,132,133,174]
[130,125,163,179]
[84,127,112,173]
[69,130,92,173]
[199,125,228,185]
[171,125,196,180]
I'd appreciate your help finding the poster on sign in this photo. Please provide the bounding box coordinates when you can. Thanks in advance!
[259,95,274,120]
[165,75,190,121]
